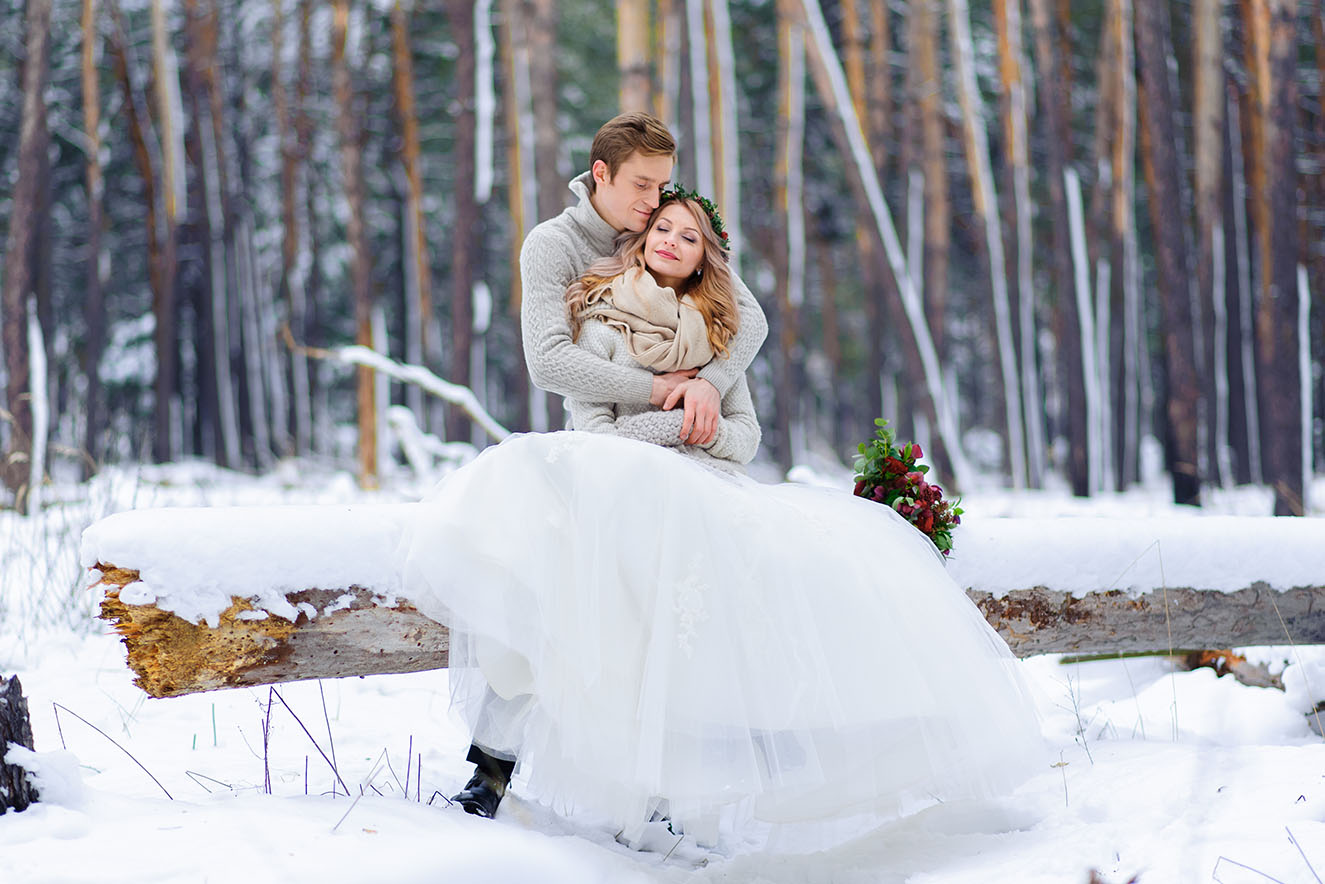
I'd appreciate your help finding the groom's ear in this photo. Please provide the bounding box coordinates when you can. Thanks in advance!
[590,159,611,188]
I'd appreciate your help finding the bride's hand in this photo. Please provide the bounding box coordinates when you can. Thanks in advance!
[665,378,720,446]
[650,368,699,407]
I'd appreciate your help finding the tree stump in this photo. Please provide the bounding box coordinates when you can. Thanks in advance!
[0,675,39,814]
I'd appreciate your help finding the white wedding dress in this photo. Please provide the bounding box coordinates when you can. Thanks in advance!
[402,431,1043,846]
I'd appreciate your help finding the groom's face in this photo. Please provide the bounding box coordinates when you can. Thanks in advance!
[591,152,675,234]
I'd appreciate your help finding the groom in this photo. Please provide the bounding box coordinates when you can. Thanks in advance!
[450,112,768,818]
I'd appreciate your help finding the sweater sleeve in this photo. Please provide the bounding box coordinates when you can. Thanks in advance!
[612,372,761,465]
[695,269,768,397]
[519,225,656,406]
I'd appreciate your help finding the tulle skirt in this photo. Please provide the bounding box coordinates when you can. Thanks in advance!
[402,432,1043,845]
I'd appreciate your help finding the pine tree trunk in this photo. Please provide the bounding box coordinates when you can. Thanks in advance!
[1257,0,1302,514]
[392,0,433,431]
[947,0,1025,488]
[772,0,803,472]
[333,0,377,486]
[3,0,54,506]
[911,0,948,355]
[1194,0,1228,487]
[1028,0,1086,495]
[151,0,181,464]
[1136,0,1203,505]
[446,0,478,444]
[618,0,651,112]
[528,0,562,430]
[995,0,1045,488]
[82,0,108,476]
[500,0,534,431]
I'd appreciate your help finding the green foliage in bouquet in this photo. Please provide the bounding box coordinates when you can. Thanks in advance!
[852,419,963,556]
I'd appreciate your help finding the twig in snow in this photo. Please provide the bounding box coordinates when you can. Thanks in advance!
[1051,751,1069,808]
[1212,856,1287,883]
[271,687,350,796]
[185,770,233,793]
[332,749,391,832]
[263,689,273,795]
[404,736,413,801]
[319,681,341,798]
[51,703,172,800]
[661,833,685,863]
[1287,827,1323,884]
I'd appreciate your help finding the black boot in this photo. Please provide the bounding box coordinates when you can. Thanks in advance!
[452,745,515,818]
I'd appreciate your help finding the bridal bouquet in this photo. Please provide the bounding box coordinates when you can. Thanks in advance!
[852,419,963,556]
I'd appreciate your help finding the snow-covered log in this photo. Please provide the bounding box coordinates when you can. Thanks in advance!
[84,508,1325,698]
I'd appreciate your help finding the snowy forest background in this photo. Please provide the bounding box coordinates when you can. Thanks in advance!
[0,0,1321,514]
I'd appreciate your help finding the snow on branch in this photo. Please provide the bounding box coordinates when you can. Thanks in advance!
[286,329,510,443]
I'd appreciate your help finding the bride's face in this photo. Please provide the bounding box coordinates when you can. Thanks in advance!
[643,202,705,287]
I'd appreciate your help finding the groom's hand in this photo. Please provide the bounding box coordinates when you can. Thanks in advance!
[665,378,720,446]
[650,369,699,408]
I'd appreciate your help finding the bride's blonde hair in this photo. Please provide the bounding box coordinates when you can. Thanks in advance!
[565,197,739,358]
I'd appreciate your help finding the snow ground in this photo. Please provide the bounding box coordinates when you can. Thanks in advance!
[2,456,1324,883]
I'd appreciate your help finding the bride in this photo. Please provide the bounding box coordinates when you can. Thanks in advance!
[403,187,1043,849]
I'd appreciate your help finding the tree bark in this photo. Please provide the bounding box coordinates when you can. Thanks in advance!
[1194,0,1227,488]
[1136,0,1203,505]
[1027,0,1086,496]
[947,0,1025,488]
[995,0,1045,488]
[0,676,39,813]
[82,0,108,476]
[772,0,803,471]
[445,0,478,444]
[332,0,377,486]
[910,0,948,355]
[151,0,182,464]
[2,0,53,506]
[1256,0,1302,514]
[393,0,433,431]
[499,0,535,431]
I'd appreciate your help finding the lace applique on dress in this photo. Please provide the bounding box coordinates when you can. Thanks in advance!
[673,574,710,657]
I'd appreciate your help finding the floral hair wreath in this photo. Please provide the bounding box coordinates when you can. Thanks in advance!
[659,183,731,252]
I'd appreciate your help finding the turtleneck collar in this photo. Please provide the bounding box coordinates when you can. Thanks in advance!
[567,171,621,257]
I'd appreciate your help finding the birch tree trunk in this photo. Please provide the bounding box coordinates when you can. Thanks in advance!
[656,0,682,129]
[947,0,1026,488]
[446,0,478,444]
[1,0,52,506]
[1257,0,1302,514]
[82,0,108,475]
[618,0,651,112]
[1136,0,1203,505]
[332,0,377,486]
[1028,0,1087,495]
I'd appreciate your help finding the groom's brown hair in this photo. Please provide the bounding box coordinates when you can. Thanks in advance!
[588,112,676,189]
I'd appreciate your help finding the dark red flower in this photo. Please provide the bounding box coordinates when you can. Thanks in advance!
[915,508,935,533]
[911,442,923,459]
[906,471,924,486]
[853,479,867,496]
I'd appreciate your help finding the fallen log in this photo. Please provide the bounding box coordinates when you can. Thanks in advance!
[85,509,1325,699]
[96,566,449,699]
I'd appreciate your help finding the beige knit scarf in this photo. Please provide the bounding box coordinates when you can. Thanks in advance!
[582,266,714,372]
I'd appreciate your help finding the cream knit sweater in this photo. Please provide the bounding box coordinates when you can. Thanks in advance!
[519,172,768,418]
[570,320,761,472]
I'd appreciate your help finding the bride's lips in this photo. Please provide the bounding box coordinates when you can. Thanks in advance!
[655,248,678,261]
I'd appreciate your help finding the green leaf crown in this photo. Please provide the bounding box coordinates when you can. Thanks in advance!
[659,183,731,252]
